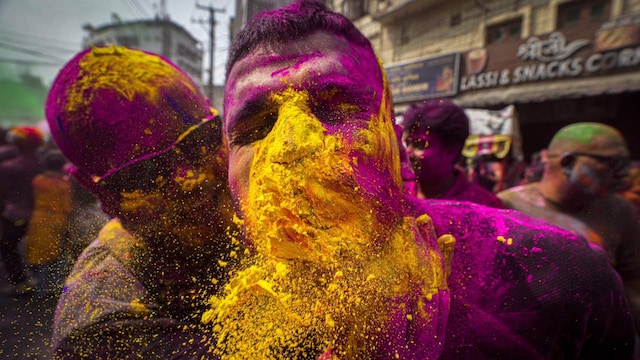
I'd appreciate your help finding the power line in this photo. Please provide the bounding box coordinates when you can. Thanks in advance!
[130,0,152,18]
[0,28,80,48]
[141,0,155,10]
[0,34,79,55]
[0,41,67,62]
[0,57,62,67]
[195,2,225,98]
[119,0,140,18]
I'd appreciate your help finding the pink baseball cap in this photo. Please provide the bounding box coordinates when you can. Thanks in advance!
[46,46,212,181]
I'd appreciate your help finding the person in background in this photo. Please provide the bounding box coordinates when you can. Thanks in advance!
[0,126,43,295]
[402,99,504,208]
[62,177,110,274]
[520,149,548,185]
[0,126,20,162]
[25,148,72,297]
[395,123,418,196]
[620,161,640,218]
[498,122,640,333]
[45,46,240,358]
[210,1,635,358]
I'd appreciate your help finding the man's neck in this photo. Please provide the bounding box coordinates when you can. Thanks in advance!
[418,171,457,199]
[537,180,588,213]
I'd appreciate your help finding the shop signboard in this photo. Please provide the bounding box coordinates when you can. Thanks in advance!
[459,15,640,93]
[385,53,460,103]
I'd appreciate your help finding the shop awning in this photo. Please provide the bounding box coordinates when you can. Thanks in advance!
[453,72,640,108]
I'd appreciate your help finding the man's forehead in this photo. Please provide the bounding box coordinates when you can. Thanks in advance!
[230,33,334,72]
[224,31,382,124]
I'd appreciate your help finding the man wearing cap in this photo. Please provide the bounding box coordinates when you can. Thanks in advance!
[498,122,640,332]
[402,99,504,208]
[0,126,43,294]
[46,46,240,358]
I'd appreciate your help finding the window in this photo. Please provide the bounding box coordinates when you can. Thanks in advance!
[558,0,609,29]
[116,35,139,47]
[400,22,410,44]
[486,18,522,44]
[450,13,462,27]
[342,0,368,20]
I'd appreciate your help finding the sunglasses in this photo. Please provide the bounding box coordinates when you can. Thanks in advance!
[570,151,630,174]
[97,117,223,193]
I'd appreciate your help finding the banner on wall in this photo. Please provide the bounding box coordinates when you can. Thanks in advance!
[385,53,460,103]
[462,105,522,160]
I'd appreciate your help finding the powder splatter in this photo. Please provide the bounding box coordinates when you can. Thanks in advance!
[204,85,450,358]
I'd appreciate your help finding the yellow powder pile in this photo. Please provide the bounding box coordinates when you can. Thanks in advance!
[203,216,447,359]
[203,87,449,358]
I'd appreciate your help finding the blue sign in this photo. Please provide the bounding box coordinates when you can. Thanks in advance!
[385,53,460,103]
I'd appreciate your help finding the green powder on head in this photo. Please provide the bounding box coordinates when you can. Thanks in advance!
[549,122,622,148]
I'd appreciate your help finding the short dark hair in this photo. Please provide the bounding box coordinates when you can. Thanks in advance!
[402,99,470,152]
[226,0,374,78]
[42,149,68,171]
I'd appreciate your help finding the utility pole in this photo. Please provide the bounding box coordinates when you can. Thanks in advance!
[195,3,225,102]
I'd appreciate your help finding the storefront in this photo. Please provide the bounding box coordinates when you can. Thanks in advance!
[386,15,640,161]
[455,15,640,160]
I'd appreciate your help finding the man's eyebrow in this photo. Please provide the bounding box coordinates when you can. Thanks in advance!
[306,80,373,106]
[270,52,324,77]
[228,95,271,127]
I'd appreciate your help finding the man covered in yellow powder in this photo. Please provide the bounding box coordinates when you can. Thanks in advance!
[45,46,241,358]
[206,0,636,359]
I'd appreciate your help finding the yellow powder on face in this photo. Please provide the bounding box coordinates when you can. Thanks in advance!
[174,169,207,192]
[204,86,450,358]
[352,71,402,192]
[244,87,388,264]
[204,215,448,358]
[116,150,235,246]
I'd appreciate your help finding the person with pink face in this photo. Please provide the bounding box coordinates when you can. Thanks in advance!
[210,1,636,359]
[45,46,240,358]
[0,126,43,295]
[498,122,640,333]
[402,99,504,208]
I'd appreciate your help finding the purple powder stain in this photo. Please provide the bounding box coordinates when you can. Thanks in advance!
[269,52,325,78]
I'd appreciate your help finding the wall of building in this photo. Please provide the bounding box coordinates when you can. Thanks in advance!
[335,0,640,66]
[330,0,640,161]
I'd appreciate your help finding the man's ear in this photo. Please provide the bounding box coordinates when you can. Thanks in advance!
[68,166,120,217]
[560,153,576,178]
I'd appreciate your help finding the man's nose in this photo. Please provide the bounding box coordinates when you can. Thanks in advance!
[264,96,324,164]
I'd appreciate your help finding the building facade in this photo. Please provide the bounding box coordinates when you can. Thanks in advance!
[329,0,640,160]
[82,19,204,88]
[231,0,294,40]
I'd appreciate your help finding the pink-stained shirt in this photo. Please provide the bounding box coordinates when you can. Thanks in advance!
[52,219,219,359]
[408,197,635,359]
[442,168,505,209]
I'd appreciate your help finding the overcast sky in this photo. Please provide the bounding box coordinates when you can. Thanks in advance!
[0,0,235,86]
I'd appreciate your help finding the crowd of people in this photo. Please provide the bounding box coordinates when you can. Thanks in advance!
[0,126,109,297]
[1,0,639,358]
